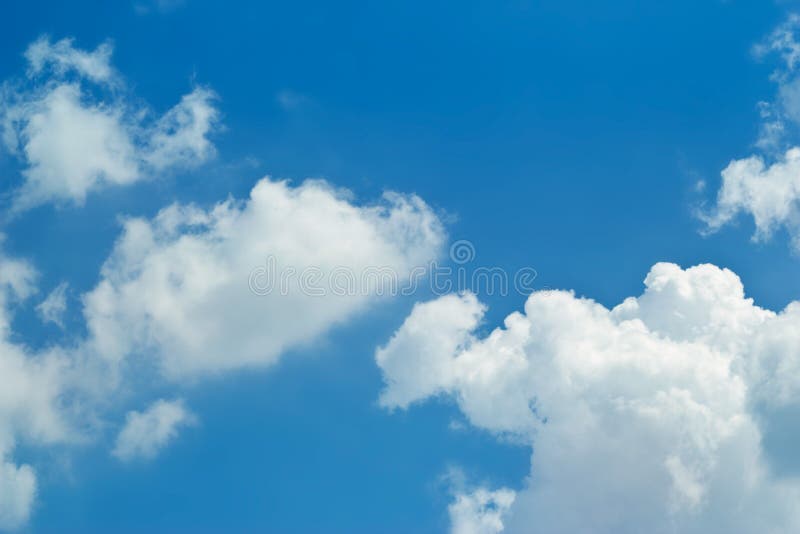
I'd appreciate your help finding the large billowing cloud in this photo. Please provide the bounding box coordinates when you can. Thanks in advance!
[0,36,219,210]
[83,177,445,378]
[377,263,800,533]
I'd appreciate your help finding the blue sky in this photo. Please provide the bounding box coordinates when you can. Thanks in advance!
[4,1,800,533]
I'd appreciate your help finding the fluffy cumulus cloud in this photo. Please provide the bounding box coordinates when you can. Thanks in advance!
[0,36,219,210]
[113,399,195,462]
[83,177,445,378]
[377,263,800,533]
[702,148,800,251]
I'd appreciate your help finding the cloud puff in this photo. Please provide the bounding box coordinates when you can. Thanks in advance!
[444,468,516,534]
[377,263,800,533]
[83,177,445,378]
[449,485,515,534]
[702,148,800,253]
[112,399,195,462]
[0,36,219,210]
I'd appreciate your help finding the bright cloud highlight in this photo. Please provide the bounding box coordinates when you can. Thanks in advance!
[378,263,800,533]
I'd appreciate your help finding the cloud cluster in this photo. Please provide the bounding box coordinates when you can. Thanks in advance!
[0,176,444,527]
[10,16,800,533]
[0,33,449,528]
[377,263,800,533]
[0,37,219,210]
[0,36,227,522]
[0,255,77,531]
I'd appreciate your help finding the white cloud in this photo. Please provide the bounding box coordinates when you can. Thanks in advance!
[377,263,800,533]
[751,14,800,150]
[445,470,515,534]
[83,177,445,378]
[24,36,115,85]
[0,36,219,210]
[704,16,800,249]
[144,88,218,171]
[112,399,195,462]
[755,101,786,153]
[0,460,36,531]
[0,170,444,527]
[36,282,68,328]
[450,487,515,534]
[0,32,451,531]
[0,255,78,531]
[755,14,800,75]
[377,292,487,411]
[702,148,800,252]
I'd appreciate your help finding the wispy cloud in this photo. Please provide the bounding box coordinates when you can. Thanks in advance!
[275,89,310,111]
[133,0,186,15]
[36,281,68,328]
